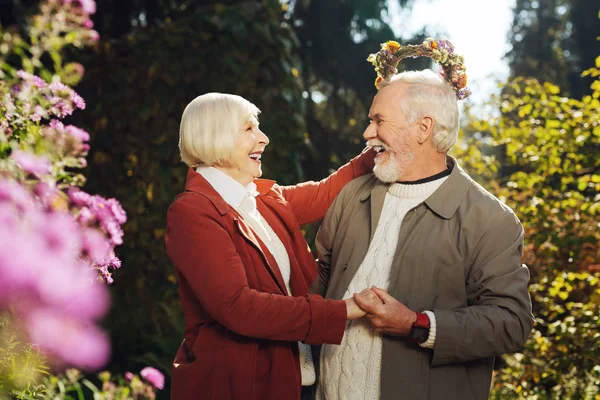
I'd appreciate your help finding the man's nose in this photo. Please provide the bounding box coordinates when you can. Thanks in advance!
[363,122,376,141]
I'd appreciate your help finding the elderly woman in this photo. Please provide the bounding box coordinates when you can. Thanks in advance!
[165,93,375,400]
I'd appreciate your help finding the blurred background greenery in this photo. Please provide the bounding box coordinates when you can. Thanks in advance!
[1,0,599,398]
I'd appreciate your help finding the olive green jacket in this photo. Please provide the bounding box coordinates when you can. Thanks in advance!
[312,156,534,400]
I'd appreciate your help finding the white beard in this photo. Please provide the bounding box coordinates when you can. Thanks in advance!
[373,148,414,183]
[373,154,401,183]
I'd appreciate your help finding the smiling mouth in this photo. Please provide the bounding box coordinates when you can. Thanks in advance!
[249,152,262,162]
[373,145,386,154]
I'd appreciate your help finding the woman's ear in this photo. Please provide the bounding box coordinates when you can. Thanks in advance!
[417,116,435,144]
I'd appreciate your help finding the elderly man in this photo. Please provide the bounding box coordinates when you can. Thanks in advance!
[312,69,534,400]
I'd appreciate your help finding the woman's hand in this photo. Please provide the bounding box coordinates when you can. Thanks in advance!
[345,297,367,320]
[345,288,385,320]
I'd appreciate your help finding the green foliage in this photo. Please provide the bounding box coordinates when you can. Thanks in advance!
[455,54,600,399]
[491,271,600,399]
[0,315,48,399]
[39,369,159,400]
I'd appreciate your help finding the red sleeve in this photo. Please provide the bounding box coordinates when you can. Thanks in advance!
[165,194,347,345]
[279,147,375,225]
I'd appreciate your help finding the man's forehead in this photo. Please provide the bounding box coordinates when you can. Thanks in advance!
[370,84,404,115]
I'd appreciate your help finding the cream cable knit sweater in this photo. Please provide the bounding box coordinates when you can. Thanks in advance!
[317,177,447,400]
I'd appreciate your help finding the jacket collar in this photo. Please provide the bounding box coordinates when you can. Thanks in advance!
[424,156,472,219]
[184,168,277,216]
[359,155,471,220]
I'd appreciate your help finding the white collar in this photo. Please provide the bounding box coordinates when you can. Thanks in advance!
[196,166,258,210]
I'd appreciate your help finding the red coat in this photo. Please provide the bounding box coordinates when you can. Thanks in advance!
[165,150,374,400]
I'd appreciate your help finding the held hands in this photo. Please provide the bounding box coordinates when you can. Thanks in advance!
[353,286,417,336]
[345,287,383,320]
[344,297,368,320]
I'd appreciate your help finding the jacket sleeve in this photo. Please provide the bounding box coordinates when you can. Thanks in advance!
[430,212,535,366]
[278,147,375,225]
[310,185,348,297]
[165,195,347,345]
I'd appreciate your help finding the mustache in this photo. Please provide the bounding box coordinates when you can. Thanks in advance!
[366,140,390,151]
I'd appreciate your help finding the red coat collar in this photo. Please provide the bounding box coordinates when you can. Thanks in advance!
[184,168,277,216]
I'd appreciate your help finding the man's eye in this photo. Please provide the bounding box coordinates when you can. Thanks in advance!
[246,126,253,131]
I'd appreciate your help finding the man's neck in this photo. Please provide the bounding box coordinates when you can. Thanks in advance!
[397,155,448,183]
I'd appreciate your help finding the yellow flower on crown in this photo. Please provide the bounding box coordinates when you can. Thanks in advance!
[457,74,468,89]
[384,40,401,53]
[367,37,472,99]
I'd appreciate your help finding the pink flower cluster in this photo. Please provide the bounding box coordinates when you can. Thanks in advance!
[9,71,87,122]
[68,187,127,283]
[38,0,99,46]
[0,179,110,369]
[140,367,165,390]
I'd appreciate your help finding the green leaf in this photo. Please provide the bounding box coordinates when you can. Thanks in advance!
[518,103,533,118]
[545,119,561,129]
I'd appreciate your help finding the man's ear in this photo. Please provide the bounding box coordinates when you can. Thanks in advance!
[416,116,435,144]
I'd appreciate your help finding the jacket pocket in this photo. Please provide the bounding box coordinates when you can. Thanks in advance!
[171,329,216,400]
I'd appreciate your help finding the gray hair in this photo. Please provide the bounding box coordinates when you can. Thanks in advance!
[380,70,459,153]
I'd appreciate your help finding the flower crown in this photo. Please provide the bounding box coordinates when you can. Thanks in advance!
[367,38,472,100]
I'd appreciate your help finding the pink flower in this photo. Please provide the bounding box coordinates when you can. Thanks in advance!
[39,266,110,319]
[140,367,164,390]
[49,82,69,93]
[16,70,46,88]
[50,119,65,131]
[26,309,110,370]
[11,150,51,176]
[125,372,134,381]
[65,125,90,142]
[89,30,100,42]
[78,0,97,14]
[83,19,94,29]
[95,252,122,284]
[0,212,45,292]
[0,179,34,210]
[31,105,45,122]
[38,211,81,261]
[82,227,111,262]
[107,198,127,225]
[68,188,91,206]
[34,181,59,207]
[71,92,86,110]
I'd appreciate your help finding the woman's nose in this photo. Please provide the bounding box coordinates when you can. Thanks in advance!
[258,129,270,145]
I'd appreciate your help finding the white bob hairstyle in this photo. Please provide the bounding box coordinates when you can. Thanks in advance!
[179,93,260,167]
[379,69,459,153]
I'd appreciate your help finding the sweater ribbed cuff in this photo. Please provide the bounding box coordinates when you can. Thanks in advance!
[419,310,437,349]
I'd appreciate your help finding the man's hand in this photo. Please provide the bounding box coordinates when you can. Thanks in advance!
[353,286,417,336]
